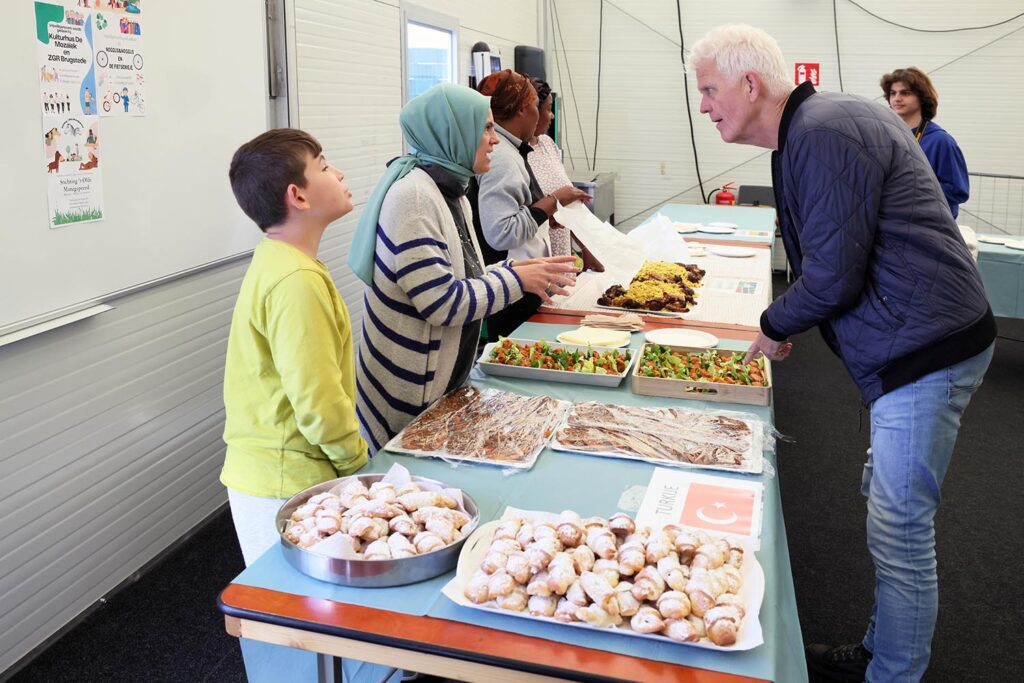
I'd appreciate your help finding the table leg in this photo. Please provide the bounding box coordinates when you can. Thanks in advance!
[317,653,341,683]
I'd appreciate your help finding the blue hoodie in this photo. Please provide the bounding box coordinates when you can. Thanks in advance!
[914,120,969,218]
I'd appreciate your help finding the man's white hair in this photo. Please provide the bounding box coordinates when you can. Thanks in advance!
[688,24,793,98]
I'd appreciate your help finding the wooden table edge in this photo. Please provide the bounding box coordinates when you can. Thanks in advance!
[528,311,761,336]
[218,583,768,683]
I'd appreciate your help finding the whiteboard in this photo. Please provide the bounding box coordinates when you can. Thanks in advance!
[0,1,269,332]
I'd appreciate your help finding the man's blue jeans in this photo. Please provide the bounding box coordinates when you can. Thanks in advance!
[862,343,994,682]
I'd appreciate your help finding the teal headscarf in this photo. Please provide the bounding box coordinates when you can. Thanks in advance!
[347,83,491,285]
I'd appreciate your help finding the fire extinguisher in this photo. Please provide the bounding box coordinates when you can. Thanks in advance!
[713,182,736,206]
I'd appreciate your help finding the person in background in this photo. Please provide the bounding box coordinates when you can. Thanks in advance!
[690,24,995,683]
[348,83,577,453]
[469,69,590,340]
[221,129,367,567]
[881,67,969,218]
[526,76,573,257]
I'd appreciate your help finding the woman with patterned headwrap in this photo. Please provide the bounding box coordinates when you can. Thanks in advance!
[348,83,577,452]
[469,70,590,340]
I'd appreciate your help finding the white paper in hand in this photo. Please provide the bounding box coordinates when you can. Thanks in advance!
[627,214,690,263]
[554,201,645,279]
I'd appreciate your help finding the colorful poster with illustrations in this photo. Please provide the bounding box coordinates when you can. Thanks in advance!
[36,2,104,227]
[92,1,146,116]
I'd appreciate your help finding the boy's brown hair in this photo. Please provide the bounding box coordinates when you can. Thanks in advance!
[880,67,938,122]
[229,128,322,230]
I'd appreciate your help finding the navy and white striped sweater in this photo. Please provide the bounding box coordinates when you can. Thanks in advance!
[356,168,523,453]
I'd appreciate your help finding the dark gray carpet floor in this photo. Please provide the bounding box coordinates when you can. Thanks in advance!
[9,275,1023,683]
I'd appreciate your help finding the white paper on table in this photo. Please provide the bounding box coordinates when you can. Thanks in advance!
[626,214,691,263]
[554,201,645,279]
[441,506,765,651]
[635,468,765,550]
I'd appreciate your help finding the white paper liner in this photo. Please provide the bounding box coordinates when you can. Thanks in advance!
[441,507,765,652]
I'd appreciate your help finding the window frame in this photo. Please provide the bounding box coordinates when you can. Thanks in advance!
[400,3,460,105]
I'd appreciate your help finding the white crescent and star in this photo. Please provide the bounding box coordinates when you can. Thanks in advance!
[695,501,739,526]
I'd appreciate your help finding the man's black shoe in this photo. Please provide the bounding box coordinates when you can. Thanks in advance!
[805,642,872,682]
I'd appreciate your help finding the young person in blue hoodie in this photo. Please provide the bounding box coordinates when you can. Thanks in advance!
[882,67,970,219]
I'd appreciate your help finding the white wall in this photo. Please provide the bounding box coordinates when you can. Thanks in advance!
[291,0,540,343]
[542,0,1024,233]
[0,1,539,675]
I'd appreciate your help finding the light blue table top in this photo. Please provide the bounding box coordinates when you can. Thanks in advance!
[236,321,807,683]
[978,237,1024,263]
[977,236,1024,318]
[639,203,777,245]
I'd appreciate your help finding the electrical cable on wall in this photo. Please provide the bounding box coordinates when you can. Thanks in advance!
[546,1,576,169]
[844,2,1024,33]
[674,0,707,203]
[833,0,845,92]
[551,0,592,170]
[592,0,604,171]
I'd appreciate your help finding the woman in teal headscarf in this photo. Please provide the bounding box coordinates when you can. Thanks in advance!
[352,83,576,452]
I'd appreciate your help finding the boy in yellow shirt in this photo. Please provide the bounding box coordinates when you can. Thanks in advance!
[222,129,367,565]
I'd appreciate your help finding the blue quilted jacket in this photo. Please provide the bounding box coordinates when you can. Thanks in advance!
[764,83,995,404]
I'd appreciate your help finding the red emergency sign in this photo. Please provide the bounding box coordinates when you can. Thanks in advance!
[795,62,820,86]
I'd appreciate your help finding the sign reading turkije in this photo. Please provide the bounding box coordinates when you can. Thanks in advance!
[795,62,820,86]
[636,467,765,549]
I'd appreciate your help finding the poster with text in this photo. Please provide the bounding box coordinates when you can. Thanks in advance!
[36,2,104,227]
[92,2,146,116]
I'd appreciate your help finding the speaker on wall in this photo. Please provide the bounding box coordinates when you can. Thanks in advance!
[514,45,545,80]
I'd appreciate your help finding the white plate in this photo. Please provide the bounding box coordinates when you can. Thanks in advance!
[644,328,719,348]
[977,235,1011,245]
[708,245,757,258]
[1005,239,1024,251]
[674,222,702,234]
[697,224,737,235]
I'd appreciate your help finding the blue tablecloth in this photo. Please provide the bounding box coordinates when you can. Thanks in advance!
[978,238,1024,318]
[639,203,777,245]
[236,321,807,682]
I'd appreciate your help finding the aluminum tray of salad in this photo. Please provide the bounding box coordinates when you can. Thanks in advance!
[476,338,636,388]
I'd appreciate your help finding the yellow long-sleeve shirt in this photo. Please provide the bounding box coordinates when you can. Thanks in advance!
[221,239,367,498]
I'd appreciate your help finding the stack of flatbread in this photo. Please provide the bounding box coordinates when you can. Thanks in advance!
[580,313,644,331]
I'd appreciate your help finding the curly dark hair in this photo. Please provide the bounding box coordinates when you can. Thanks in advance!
[880,67,938,121]
[528,76,551,104]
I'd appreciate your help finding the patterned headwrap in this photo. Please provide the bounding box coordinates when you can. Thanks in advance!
[478,69,537,121]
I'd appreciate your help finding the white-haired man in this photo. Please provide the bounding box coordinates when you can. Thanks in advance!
[689,24,994,683]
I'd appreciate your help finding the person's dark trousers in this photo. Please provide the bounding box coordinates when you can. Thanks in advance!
[484,293,541,341]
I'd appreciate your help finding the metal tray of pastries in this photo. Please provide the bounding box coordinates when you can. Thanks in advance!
[276,473,480,588]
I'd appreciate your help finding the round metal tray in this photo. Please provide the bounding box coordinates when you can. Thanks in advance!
[276,473,479,588]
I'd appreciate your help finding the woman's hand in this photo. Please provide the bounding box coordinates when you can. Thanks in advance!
[551,185,592,206]
[511,255,579,304]
[532,186,592,218]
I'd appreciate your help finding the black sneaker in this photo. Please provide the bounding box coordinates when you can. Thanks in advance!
[805,642,872,682]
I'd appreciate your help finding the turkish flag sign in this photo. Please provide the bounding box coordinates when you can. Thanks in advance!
[678,482,758,536]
